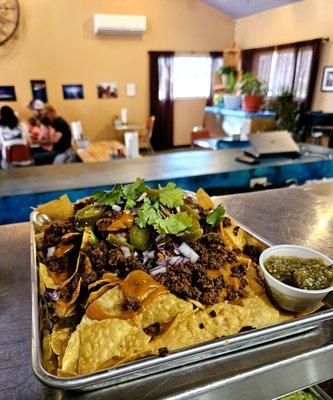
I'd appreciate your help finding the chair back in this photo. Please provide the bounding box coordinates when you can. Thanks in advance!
[6,144,32,164]
[146,116,155,140]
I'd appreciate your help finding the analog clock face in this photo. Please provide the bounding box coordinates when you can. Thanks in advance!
[0,0,19,45]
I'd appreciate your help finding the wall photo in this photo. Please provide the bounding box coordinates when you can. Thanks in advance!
[321,67,333,92]
[31,80,48,102]
[97,82,118,98]
[62,84,84,99]
[0,86,16,101]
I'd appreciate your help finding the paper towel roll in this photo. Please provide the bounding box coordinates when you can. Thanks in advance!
[124,131,139,159]
[71,121,83,140]
[120,108,128,125]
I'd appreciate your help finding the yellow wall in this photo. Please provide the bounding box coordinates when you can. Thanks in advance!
[235,0,333,112]
[0,0,234,144]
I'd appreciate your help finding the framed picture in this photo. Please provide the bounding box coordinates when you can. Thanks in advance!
[62,84,84,100]
[0,86,16,101]
[97,82,118,98]
[321,67,333,92]
[31,80,48,102]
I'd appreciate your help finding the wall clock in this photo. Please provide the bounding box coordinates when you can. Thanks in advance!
[0,0,19,45]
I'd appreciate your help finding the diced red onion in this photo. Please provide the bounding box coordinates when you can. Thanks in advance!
[169,256,185,266]
[131,208,138,216]
[156,259,168,267]
[112,205,122,213]
[120,246,131,258]
[47,246,55,259]
[46,289,59,301]
[143,250,155,264]
[178,243,199,263]
[150,266,167,276]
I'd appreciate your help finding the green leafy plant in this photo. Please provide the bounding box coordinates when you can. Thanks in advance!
[240,73,266,96]
[270,89,297,132]
[218,66,239,93]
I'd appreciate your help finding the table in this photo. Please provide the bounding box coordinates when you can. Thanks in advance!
[204,106,276,138]
[1,143,333,224]
[1,183,333,399]
[73,140,126,163]
[114,124,145,132]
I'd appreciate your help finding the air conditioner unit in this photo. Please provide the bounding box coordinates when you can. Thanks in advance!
[93,14,147,36]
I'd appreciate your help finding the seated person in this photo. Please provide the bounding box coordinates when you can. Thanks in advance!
[27,117,41,146]
[0,106,30,169]
[44,105,72,153]
[33,116,61,165]
[28,99,44,122]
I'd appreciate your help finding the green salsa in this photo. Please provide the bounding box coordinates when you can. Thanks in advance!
[264,256,333,290]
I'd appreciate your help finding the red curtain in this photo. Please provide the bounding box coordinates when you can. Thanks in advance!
[149,51,175,150]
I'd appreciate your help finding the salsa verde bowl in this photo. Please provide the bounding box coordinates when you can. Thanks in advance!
[259,245,333,312]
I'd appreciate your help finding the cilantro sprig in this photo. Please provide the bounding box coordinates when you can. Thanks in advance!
[206,205,225,228]
[92,179,207,236]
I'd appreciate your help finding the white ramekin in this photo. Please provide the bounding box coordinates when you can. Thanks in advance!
[258,245,333,312]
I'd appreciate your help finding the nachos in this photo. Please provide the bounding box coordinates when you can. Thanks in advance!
[34,179,285,376]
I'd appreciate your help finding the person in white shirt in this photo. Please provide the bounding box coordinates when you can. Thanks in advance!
[0,106,30,169]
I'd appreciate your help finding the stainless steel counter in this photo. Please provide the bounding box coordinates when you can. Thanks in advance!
[1,183,333,399]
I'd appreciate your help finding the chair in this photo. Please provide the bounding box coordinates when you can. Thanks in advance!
[139,116,155,154]
[4,144,33,168]
[191,126,210,147]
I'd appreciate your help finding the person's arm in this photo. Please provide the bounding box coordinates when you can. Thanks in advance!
[50,130,62,144]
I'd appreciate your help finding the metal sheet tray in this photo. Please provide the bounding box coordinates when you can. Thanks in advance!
[31,216,333,391]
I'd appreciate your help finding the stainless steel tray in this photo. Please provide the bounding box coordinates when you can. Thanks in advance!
[31,216,333,391]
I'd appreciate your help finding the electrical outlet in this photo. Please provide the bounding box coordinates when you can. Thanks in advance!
[250,177,268,188]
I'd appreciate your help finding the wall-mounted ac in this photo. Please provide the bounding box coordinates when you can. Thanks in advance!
[93,14,147,36]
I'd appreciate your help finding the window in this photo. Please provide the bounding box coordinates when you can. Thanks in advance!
[243,39,321,107]
[173,56,213,99]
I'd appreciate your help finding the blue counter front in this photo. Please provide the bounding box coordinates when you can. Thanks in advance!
[1,144,333,224]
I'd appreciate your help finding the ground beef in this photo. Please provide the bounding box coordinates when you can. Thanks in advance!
[193,233,238,270]
[209,310,217,317]
[73,197,94,212]
[243,244,262,264]
[158,347,169,357]
[199,323,205,329]
[233,226,240,236]
[96,217,117,232]
[231,264,247,278]
[43,219,74,248]
[123,296,141,312]
[157,262,224,306]
[143,322,161,337]
[222,217,231,227]
[81,262,98,286]
[47,256,69,274]
[88,241,109,272]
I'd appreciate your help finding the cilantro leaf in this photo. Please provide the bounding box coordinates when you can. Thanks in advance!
[206,205,225,228]
[159,182,184,208]
[154,212,194,235]
[123,178,148,209]
[92,183,123,206]
[135,198,162,228]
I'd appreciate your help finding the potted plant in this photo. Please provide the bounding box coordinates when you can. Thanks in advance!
[270,90,297,132]
[218,66,241,110]
[240,72,266,113]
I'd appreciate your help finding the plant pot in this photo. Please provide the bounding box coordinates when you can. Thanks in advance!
[223,94,242,110]
[242,95,263,113]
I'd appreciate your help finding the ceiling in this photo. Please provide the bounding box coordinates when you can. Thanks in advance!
[201,0,304,19]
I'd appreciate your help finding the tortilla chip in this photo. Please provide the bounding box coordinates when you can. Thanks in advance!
[153,302,249,352]
[42,331,57,374]
[61,316,93,375]
[134,293,194,329]
[241,295,280,328]
[50,327,73,367]
[37,194,74,220]
[54,277,82,317]
[221,217,247,251]
[39,263,59,295]
[86,286,124,321]
[78,319,151,374]
[196,188,214,211]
